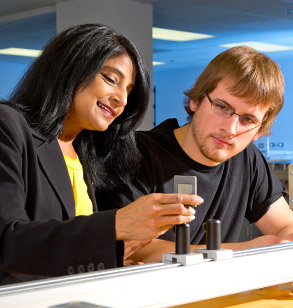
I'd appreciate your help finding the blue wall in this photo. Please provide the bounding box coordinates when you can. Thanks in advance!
[1,53,293,160]
[154,57,293,160]
[153,66,202,127]
[0,60,31,100]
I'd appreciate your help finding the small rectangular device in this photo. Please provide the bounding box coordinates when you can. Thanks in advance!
[174,175,197,195]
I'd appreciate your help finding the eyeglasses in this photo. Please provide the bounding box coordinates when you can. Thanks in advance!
[206,93,262,129]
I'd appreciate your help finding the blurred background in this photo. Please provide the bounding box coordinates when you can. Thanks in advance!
[1,0,293,194]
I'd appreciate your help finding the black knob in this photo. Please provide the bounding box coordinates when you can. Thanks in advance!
[175,223,190,254]
[203,219,221,250]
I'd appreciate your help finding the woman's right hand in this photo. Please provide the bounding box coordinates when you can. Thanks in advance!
[115,193,203,241]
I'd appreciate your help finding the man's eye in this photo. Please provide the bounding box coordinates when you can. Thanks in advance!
[215,102,229,112]
[242,115,256,124]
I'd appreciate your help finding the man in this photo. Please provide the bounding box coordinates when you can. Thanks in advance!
[98,46,293,262]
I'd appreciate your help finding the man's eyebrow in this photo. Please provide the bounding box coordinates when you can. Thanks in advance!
[216,98,236,110]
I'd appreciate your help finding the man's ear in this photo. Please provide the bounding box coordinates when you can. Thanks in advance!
[190,99,197,112]
[252,132,262,142]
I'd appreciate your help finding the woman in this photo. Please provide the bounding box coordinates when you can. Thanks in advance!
[0,24,200,285]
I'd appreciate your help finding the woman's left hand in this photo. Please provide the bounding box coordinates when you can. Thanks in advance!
[124,239,152,265]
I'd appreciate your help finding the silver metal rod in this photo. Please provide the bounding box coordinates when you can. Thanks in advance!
[233,242,293,257]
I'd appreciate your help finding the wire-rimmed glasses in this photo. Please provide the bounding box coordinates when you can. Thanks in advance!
[206,93,262,130]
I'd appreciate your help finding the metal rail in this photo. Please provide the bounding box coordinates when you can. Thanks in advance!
[233,242,293,257]
[0,262,179,296]
[0,243,292,308]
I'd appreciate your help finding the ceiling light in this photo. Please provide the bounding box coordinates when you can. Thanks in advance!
[0,48,42,57]
[153,61,166,66]
[220,41,293,52]
[153,27,214,42]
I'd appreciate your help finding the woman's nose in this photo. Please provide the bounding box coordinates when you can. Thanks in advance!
[112,87,128,107]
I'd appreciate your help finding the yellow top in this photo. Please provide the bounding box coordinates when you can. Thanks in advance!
[63,155,93,216]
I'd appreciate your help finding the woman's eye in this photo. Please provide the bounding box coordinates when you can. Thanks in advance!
[102,74,116,85]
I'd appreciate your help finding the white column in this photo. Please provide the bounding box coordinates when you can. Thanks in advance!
[56,0,153,130]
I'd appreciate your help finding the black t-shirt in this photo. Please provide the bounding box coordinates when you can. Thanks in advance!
[98,118,287,244]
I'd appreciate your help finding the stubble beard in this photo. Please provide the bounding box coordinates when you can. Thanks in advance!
[191,120,231,164]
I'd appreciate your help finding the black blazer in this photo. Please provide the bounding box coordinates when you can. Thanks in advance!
[0,104,123,285]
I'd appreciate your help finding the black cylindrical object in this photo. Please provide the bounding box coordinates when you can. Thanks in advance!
[204,219,221,250]
[175,223,190,254]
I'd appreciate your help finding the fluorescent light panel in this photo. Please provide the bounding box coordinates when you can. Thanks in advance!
[220,41,293,52]
[1,47,166,66]
[153,61,166,66]
[0,48,42,57]
[153,27,214,42]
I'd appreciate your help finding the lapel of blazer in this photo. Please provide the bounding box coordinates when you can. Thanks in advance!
[32,129,76,218]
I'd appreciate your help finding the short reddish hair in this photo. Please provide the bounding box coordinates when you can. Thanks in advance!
[184,46,284,135]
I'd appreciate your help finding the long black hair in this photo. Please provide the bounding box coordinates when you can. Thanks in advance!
[8,23,150,189]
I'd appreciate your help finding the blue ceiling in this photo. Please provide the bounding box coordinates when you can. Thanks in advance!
[1,0,293,70]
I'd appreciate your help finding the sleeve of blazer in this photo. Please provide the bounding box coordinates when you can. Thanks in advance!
[0,105,123,281]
